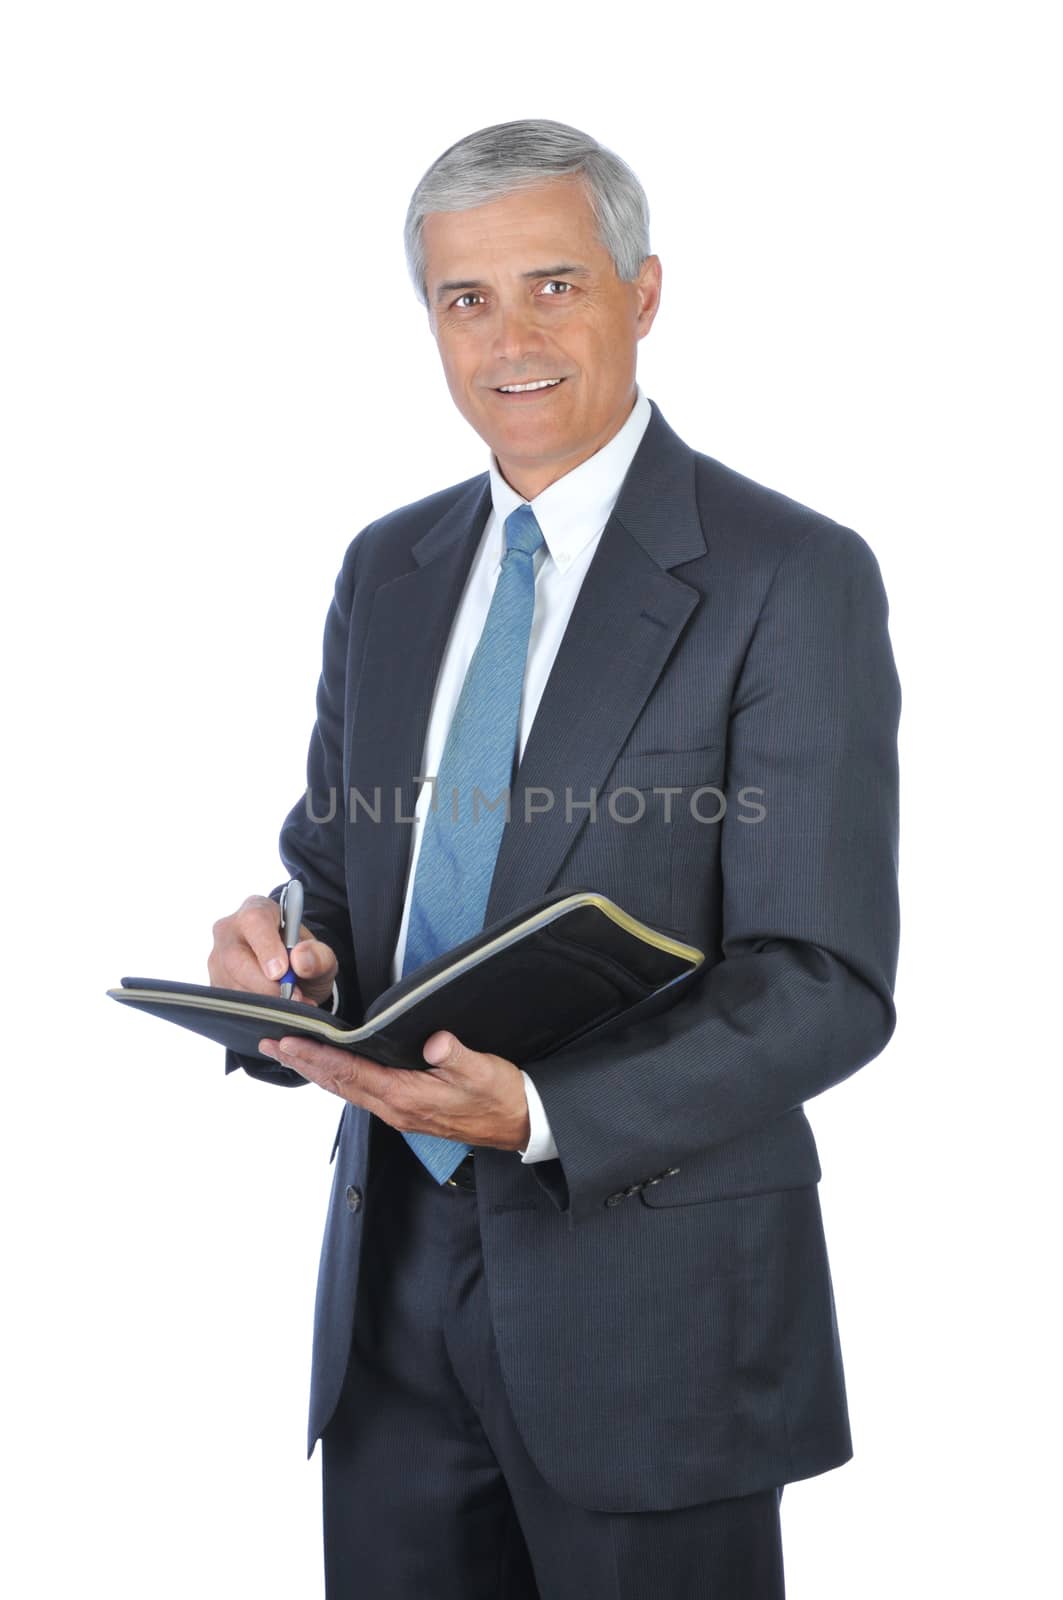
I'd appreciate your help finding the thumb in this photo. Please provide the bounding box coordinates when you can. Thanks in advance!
[422,1031,463,1067]
[291,939,337,979]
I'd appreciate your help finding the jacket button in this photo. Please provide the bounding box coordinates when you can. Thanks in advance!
[345,1185,363,1213]
[605,1191,625,1207]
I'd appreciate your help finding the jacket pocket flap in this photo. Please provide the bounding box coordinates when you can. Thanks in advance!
[640,1113,823,1205]
[601,745,723,793]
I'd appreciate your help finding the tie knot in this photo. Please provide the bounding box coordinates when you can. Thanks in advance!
[504,504,545,560]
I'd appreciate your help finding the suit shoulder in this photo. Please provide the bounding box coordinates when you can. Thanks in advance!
[351,472,487,565]
[692,448,880,577]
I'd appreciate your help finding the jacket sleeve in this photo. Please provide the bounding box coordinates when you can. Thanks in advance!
[525,522,901,1223]
[225,533,364,1088]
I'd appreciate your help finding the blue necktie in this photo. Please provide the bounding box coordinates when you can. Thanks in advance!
[399,504,546,1182]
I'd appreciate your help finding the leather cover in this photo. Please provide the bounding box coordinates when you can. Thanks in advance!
[108,888,704,1072]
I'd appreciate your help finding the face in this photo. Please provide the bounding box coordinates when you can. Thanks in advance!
[423,177,662,500]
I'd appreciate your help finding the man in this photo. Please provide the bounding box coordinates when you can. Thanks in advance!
[210,118,900,1598]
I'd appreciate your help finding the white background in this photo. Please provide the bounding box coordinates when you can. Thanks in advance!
[2,2,1059,1595]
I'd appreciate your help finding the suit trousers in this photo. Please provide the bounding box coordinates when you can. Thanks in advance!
[321,1118,786,1600]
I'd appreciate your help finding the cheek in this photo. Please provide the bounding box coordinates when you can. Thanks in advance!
[434,332,475,377]
[439,352,478,405]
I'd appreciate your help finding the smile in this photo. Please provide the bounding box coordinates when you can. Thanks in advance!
[493,378,567,398]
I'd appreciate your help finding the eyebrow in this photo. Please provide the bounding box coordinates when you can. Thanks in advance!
[434,264,590,303]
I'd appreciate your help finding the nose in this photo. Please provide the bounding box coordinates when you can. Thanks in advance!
[491,298,547,369]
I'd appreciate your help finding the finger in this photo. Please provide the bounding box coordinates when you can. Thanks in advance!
[271,1040,447,1121]
[236,897,290,981]
[259,1039,405,1116]
[287,984,325,1006]
[289,936,339,985]
[209,932,284,994]
[420,1031,498,1082]
[422,1029,460,1068]
[271,1039,398,1097]
[211,950,281,994]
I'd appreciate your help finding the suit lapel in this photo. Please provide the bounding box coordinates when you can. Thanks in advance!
[346,477,491,1006]
[348,399,708,1003]
[485,401,707,922]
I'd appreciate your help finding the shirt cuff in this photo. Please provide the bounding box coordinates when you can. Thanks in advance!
[518,1070,559,1163]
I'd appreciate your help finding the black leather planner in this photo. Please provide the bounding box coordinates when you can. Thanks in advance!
[108,888,705,1071]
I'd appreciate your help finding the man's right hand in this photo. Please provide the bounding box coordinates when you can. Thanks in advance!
[208,894,339,1006]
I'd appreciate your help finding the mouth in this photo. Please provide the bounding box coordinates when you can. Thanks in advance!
[490,377,567,401]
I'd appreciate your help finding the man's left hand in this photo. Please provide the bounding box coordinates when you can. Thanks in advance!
[257,1031,532,1151]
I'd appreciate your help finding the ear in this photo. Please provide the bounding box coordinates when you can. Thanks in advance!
[635,254,663,339]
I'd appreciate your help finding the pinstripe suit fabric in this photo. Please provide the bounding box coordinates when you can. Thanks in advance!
[322,1120,786,1597]
[226,399,900,1531]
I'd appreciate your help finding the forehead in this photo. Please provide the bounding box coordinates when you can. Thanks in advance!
[423,177,607,290]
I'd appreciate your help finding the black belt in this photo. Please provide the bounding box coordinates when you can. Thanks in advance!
[444,1152,476,1191]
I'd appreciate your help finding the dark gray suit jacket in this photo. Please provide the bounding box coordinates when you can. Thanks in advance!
[227,396,900,1513]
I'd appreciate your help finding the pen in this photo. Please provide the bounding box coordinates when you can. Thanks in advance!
[278,877,304,1000]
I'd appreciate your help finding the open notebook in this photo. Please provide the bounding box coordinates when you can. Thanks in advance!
[108,889,705,1071]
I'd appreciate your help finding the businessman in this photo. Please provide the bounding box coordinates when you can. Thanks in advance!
[210,119,900,1598]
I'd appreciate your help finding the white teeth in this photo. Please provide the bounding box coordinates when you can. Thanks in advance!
[498,378,562,393]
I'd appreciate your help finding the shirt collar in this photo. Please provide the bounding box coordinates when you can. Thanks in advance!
[487,383,652,575]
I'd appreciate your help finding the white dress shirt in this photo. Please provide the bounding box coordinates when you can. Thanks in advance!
[389,384,653,1162]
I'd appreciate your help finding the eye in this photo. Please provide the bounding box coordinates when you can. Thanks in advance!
[541,280,573,296]
[453,292,484,309]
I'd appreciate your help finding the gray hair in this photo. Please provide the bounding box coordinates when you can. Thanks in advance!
[403,118,651,309]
